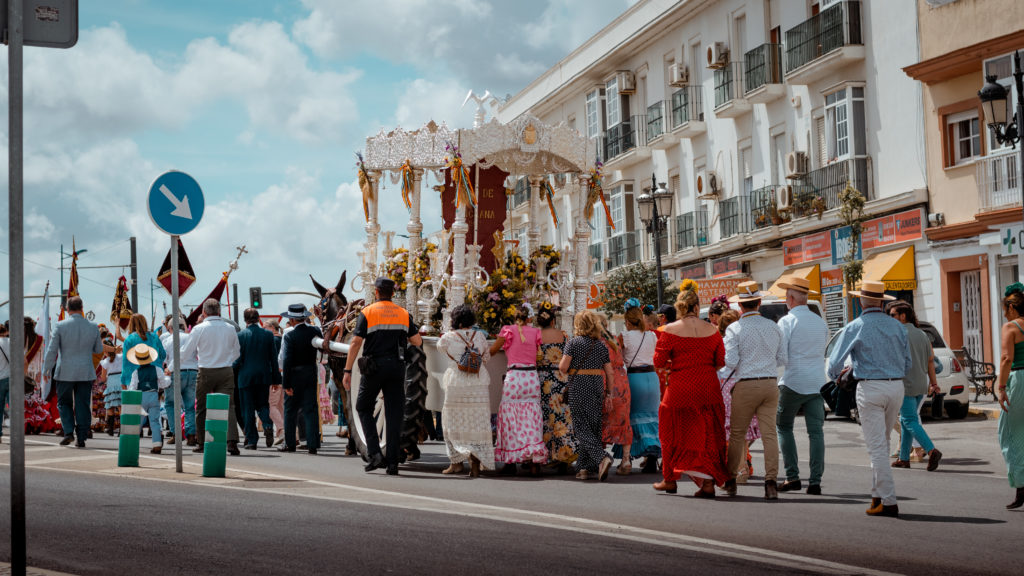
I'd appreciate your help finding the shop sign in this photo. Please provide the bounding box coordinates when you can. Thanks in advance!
[830,226,863,266]
[783,230,832,266]
[711,256,741,278]
[861,208,924,251]
[820,268,845,294]
[697,278,751,304]
[1000,224,1024,256]
[678,261,708,280]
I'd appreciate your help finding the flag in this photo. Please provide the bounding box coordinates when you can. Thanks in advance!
[59,238,81,321]
[37,284,52,399]
[110,275,133,334]
[186,272,229,327]
[157,238,197,296]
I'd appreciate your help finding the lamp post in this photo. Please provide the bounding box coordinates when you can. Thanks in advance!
[59,244,87,306]
[637,173,673,307]
[979,49,1023,276]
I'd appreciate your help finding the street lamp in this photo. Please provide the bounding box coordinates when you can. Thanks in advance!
[59,244,87,306]
[637,173,673,307]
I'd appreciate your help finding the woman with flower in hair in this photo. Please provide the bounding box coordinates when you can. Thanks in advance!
[536,301,577,469]
[707,295,730,327]
[652,280,730,498]
[997,282,1024,509]
[596,312,633,474]
[489,303,548,475]
[619,298,660,474]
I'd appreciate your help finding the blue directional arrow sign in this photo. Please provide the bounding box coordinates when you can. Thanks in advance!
[147,171,205,235]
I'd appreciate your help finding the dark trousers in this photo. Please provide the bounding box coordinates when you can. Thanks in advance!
[356,357,405,465]
[239,386,272,446]
[196,367,239,444]
[56,379,92,441]
[284,383,319,450]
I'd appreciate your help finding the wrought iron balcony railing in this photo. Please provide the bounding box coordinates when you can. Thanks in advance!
[602,115,646,161]
[720,195,752,239]
[745,43,783,94]
[670,85,703,128]
[785,0,862,73]
[608,231,640,269]
[713,62,746,109]
[647,101,665,140]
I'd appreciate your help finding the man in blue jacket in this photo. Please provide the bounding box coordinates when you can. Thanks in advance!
[43,296,103,448]
[235,308,280,449]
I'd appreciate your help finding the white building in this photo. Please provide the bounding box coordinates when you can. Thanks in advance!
[497,0,931,332]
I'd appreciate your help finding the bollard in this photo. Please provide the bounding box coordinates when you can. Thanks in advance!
[202,393,229,478]
[118,390,143,467]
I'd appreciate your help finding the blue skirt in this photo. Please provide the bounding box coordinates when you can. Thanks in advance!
[615,371,661,459]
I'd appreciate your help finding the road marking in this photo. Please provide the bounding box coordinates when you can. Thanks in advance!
[22,455,110,466]
[14,453,896,576]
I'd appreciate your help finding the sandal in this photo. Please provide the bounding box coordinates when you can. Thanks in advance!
[470,456,481,478]
[575,470,590,480]
[442,462,465,475]
[616,459,632,476]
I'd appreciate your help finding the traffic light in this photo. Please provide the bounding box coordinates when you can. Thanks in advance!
[249,286,262,309]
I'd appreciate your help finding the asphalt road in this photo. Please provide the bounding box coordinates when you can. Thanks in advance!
[0,413,1019,575]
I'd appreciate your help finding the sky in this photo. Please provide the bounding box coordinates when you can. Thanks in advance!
[0,0,633,324]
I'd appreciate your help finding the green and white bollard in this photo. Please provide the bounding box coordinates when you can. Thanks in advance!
[118,390,143,467]
[202,393,229,478]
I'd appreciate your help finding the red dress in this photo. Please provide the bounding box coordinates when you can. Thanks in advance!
[600,337,632,448]
[654,331,730,487]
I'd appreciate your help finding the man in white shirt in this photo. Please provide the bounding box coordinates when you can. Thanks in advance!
[181,299,241,455]
[775,277,829,496]
[161,314,200,446]
[723,281,787,500]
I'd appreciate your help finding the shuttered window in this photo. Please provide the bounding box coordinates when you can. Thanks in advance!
[815,116,827,169]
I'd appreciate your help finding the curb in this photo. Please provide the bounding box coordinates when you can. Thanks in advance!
[0,563,79,576]
[968,404,1001,419]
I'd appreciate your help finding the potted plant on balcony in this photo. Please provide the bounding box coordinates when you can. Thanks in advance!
[811,195,827,220]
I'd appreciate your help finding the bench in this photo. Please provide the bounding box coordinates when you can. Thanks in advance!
[953,348,997,402]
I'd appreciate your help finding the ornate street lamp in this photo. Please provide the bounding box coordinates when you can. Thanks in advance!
[638,173,673,307]
[978,50,1023,226]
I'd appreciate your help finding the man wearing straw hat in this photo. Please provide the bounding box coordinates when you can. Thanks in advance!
[126,343,168,454]
[723,281,787,500]
[775,276,829,495]
[827,279,912,518]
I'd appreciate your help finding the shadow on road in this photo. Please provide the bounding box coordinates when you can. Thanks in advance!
[898,513,1005,524]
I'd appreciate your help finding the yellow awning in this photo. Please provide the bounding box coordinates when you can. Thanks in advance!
[859,246,916,291]
[768,264,821,299]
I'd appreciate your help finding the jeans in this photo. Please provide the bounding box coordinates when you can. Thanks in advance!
[856,379,903,506]
[240,386,272,447]
[776,385,826,485]
[356,357,405,465]
[162,369,197,436]
[56,379,93,441]
[141,390,163,446]
[728,378,780,481]
[0,377,8,437]
[899,394,935,460]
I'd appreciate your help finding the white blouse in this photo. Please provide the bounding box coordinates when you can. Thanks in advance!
[621,330,656,367]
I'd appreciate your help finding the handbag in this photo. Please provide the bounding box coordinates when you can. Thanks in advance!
[836,366,859,392]
[0,345,34,393]
[445,331,482,374]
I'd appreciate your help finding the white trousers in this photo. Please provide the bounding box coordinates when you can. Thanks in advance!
[856,379,903,506]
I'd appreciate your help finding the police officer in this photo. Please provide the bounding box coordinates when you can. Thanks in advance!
[342,277,422,475]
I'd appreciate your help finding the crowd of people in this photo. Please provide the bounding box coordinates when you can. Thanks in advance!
[2,274,1023,513]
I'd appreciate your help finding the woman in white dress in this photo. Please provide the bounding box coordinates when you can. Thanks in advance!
[437,304,496,477]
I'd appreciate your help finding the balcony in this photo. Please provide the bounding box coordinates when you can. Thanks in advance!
[791,157,872,218]
[669,85,706,138]
[977,150,1021,212]
[744,43,785,104]
[602,115,651,168]
[720,195,752,239]
[589,243,604,275]
[673,210,709,252]
[750,185,787,230]
[510,177,529,209]
[646,101,678,149]
[713,62,751,118]
[784,0,864,85]
[608,231,640,269]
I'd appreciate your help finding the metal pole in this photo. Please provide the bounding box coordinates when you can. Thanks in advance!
[171,236,183,472]
[651,173,665,309]
[8,0,27,572]
[1015,50,1023,233]
[59,242,63,308]
[232,282,239,323]
[150,279,155,327]
[130,236,138,313]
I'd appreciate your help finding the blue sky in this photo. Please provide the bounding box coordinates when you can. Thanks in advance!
[1,0,631,323]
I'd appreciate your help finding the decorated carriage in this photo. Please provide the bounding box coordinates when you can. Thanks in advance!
[317,110,605,461]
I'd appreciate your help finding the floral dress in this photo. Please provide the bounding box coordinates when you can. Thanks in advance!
[601,336,632,449]
[495,325,548,464]
[539,338,577,464]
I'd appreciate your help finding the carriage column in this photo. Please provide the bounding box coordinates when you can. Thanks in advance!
[572,174,592,331]
[527,175,544,256]
[364,170,382,303]
[445,203,469,332]
[405,167,424,321]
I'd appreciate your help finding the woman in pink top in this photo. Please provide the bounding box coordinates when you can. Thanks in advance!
[489,304,549,475]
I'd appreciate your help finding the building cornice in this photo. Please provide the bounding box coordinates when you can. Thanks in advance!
[903,30,1024,84]
[925,207,1021,241]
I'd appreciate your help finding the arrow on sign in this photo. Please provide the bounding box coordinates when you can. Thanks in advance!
[160,184,193,220]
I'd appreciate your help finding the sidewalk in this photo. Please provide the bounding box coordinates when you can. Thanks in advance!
[968,399,1003,419]
[0,563,77,576]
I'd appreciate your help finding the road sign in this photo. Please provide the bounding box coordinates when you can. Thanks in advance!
[148,171,205,236]
[0,0,78,48]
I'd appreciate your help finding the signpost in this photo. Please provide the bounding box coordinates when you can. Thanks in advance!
[148,170,205,473]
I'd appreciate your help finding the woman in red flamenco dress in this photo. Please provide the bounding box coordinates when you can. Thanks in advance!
[21,317,61,435]
[652,284,730,498]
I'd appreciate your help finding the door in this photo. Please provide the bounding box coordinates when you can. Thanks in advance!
[961,270,984,360]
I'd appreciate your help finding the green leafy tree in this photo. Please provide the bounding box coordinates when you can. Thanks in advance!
[600,262,679,316]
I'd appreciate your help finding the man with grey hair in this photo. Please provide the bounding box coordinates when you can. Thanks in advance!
[827,279,912,518]
[43,296,103,448]
[182,298,241,455]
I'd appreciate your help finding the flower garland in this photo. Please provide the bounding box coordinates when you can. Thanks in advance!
[356,152,373,222]
[471,251,529,337]
[413,242,438,285]
[445,142,476,209]
[400,159,414,211]
[383,247,410,292]
[584,160,614,231]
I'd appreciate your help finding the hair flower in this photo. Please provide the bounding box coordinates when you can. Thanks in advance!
[623,297,642,312]
[680,279,699,293]
[1006,282,1024,298]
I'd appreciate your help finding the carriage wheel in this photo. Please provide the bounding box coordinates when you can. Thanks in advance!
[400,345,429,462]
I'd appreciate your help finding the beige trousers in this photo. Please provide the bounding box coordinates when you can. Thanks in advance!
[727,378,780,481]
[268,384,285,435]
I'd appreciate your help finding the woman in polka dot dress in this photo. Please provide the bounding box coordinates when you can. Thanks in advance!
[559,310,616,481]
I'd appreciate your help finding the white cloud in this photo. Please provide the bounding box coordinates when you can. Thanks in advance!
[25,210,56,241]
[393,79,475,129]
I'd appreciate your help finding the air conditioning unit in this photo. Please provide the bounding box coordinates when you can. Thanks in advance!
[697,171,720,199]
[786,151,810,179]
[616,71,636,94]
[706,42,729,69]
[776,185,793,212]
[669,63,689,87]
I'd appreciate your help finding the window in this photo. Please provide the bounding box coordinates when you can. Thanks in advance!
[606,77,621,128]
[772,132,786,183]
[585,89,601,139]
[946,110,980,166]
[824,85,865,162]
[739,145,753,196]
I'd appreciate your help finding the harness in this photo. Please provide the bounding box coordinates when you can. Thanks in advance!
[313,288,364,356]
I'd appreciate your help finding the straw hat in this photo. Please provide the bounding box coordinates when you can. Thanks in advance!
[126,343,158,366]
[849,279,895,301]
[727,281,764,303]
[776,276,820,296]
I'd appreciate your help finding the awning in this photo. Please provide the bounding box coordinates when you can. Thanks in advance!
[768,264,821,299]
[859,246,917,291]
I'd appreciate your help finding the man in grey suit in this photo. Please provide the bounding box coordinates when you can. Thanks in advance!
[43,296,103,447]
[234,308,280,449]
